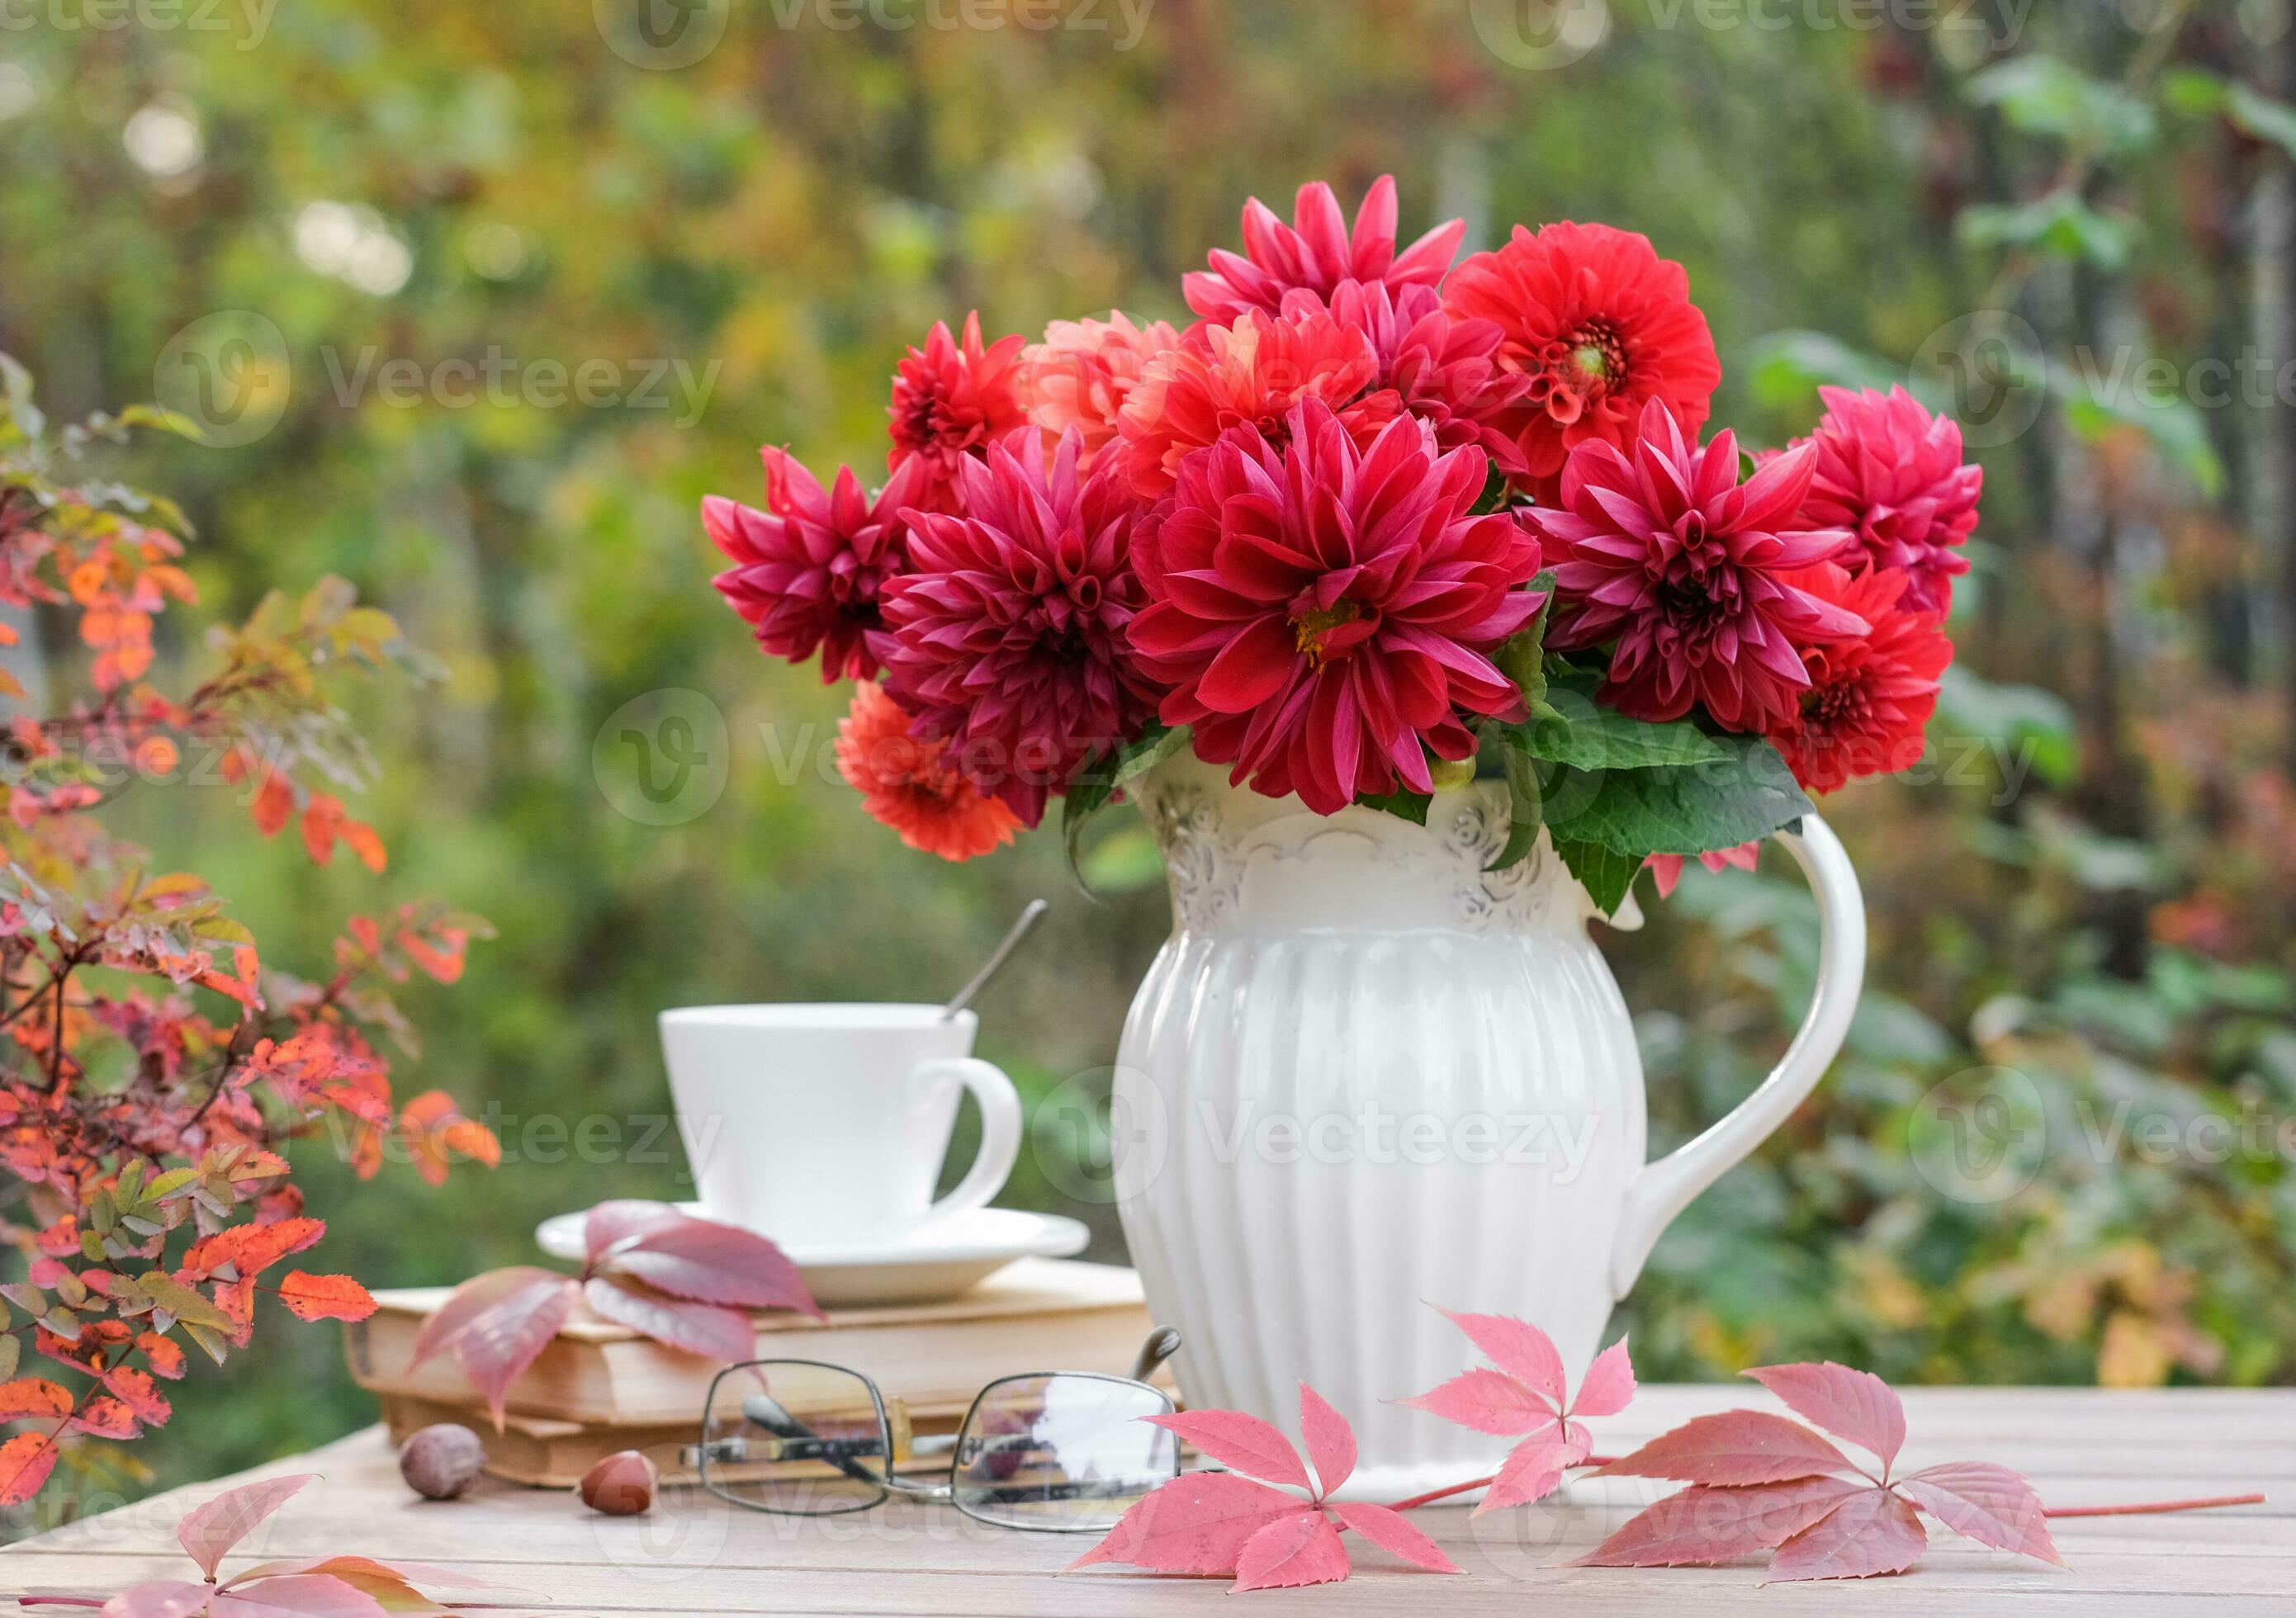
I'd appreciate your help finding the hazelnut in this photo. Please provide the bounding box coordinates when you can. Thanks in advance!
[399,1423,485,1500]
[579,1450,658,1516]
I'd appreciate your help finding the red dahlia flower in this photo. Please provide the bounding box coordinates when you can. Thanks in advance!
[1309,280,1529,474]
[1020,312,1181,471]
[1791,386,1981,617]
[1185,174,1466,323]
[1768,563,1949,793]
[871,427,1161,828]
[1117,307,1392,499]
[1129,399,1545,815]
[1443,221,1722,504]
[836,681,1020,861]
[1536,400,1861,731]
[888,310,1030,513]
[704,448,926,681]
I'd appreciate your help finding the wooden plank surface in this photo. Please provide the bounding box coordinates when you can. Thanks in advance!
[4,1388,2288,1616]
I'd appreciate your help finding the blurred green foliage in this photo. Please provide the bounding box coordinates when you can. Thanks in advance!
[2,0,2292,1507]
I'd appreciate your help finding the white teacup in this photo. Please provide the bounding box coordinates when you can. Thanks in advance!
[659,1003,1022,1249]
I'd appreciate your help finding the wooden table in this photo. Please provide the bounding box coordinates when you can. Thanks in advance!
[4,1387,2287,1615]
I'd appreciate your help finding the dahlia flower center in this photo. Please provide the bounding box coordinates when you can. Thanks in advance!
[1290,598,1366,669]
[1804,674,1872,730]
[1522,320,1629,427]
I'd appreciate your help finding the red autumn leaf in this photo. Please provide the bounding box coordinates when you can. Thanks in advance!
[0,1378,73,1419]
[177,1472,319,1579]
[1897,1462,2062,1566]
[395,927,465,984]
[1579,1476,1867,1567]
[1593,1409,1854,1486]
[0,1432,59,1506]
[206,1572,390,1614]
[1744,1361,1905,1470]
[1767,1488,1929,1583]
[1326,1502,1460,1575]
[581,1277,755,1363]
[593,1210,821,1319]
[1232,1509,1351,1593]
[338,819,386,874]
[249,772,293,838]
[138,1333,187,1379]
[226,1554,488,1591]
[396,1091,500,1186]
[275,1272,377,1322]
[71,1394,142,1438]
[583,1199,689,1260]
[1070,1471,1303,1576]
[182,1217,325,1282]
[102,1366,174,1427]
[1402,1307,1635,1512]
[438,1270,580,1427]
[1145,1408,1313,1493]
[408,1266,551,1371]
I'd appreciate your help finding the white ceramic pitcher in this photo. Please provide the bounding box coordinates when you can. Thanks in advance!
[1109,753,1865,1500]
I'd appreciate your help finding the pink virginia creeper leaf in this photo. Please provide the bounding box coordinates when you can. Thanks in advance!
[1897,1463,2062,1565]
[1326,1502,1460,1575]
[1432,1307,1565,1406]
[1744,1361,1905,1472]
[1144,1408,1312,1493]
[582,1277,755,1363]
[205,1574,393,1616]
[443,1269,580,1427]
[1404,1307,1636,1514]
[593,1208,821,1318]
[1765,1488,1928,1583]
[1574,1337,1638,1418]
[1399,1368,1555,1436]
[1298,1382,1356,1498]
[1068,1471,1300,1574]
[176,1473,318,1581]
[1479,1426,1588,1515]
[102,1578,214,1618]
[1591,1409,1855,1486]
[1576,1476,1866,1566]
[1232,1511,1351,1592]
[582,1199,689,1261]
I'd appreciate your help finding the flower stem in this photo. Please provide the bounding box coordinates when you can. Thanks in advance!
[1387,1457,1620,1512]
[2044,1493,2264,1519]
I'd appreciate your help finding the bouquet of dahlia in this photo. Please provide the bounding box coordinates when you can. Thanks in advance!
[704,177,1976,913]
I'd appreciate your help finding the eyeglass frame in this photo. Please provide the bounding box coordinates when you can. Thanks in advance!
[687,1326,1183,1531]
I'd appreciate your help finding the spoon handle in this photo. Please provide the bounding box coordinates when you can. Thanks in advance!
[941,899,1049,1020]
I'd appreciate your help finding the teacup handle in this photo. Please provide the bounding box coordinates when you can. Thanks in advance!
[910,1057,1024,1231]
[1608,813,1867,1299]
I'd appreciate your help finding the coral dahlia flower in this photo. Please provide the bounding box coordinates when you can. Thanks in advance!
[836,680,1020,861]
[1791,386,1982,617]
[1310,280,1529,474]
[1646,842,1760,899]
[1536,400,1862,731]
[1767,563,1950,794]
[1020,311,1181,471]
[870,426,1161,828]
[1117,307,1391,499]
[1129,399,1545,815]
[1443,221,1722,504]
[888,311,1030,513]
[1185,174,1466,324]
[704,448,926,682]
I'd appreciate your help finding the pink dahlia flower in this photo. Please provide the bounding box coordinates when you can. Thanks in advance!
[1768,562,1951,794]
[888,311,1031,514]
[1129,399,1545,815]
[1307,280,1529,475]
[1537,400,1863,731]
[1443,221,1723,504]
[1019,311,1181,471]
[1185,174,1467,324]
[1792,386,1981,617]
[871,426,1161,828]
[703,448,926,682]
[1117,307,1392,499]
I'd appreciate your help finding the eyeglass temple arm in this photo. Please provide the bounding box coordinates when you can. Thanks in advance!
[741,1391,890,1493]
[1129,1326,1181,1384]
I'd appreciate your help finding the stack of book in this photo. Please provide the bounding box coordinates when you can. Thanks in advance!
[343,1258,1162,1486]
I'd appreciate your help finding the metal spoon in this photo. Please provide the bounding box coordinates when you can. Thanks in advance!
[940,900,1049,1020]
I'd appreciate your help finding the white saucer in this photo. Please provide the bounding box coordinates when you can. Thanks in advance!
[533,1204,1089,1308]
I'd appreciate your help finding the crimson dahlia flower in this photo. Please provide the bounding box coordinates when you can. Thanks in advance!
[1768,562,1951,793]
[1129,399,1544,815]
[1184,174,1465,323]
[1537,400,1861,731]
[1311,280,1528,474]
[1117,307,1390,499]
[1020,311,1181,471]
[1792,386,1981,617]
[836,681,1020,861]
[888,310,1030,513]
[1443,221,1722,504]
[871,427,1160,828]
[703,448,925,682]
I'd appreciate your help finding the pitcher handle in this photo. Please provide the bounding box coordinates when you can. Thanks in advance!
[1608,813,1867,1299]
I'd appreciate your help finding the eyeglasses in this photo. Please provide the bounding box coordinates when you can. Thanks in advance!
[684,1327,1182,1532]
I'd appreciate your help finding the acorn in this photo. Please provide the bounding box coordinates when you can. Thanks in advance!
[398,1423,485,1500]
[579,1449,658,1516]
